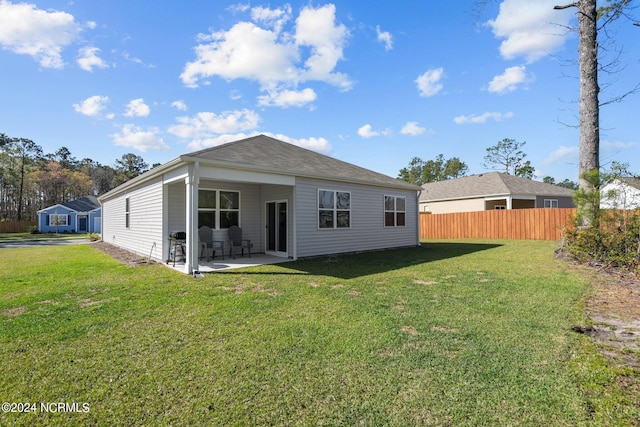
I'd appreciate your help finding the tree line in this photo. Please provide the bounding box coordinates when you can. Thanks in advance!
[0,133,156,222]
[398,137,579,189]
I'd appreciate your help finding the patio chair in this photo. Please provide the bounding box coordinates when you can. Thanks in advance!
[198,226,215,261]
[228,225,251,258]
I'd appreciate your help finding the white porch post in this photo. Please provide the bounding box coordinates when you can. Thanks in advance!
[506,196,513,210]
[184,162,200,274]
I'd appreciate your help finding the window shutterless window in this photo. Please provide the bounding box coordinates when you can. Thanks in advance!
[49,214,68,226]
[384,196,406,227]
[125,198,130,228]
[318,190,350,229]
[198,189,240,229]
[544,199,558,208]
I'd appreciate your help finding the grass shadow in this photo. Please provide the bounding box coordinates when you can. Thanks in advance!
[218,242,503,279]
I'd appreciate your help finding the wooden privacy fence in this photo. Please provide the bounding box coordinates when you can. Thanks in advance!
[420,208,577,241]
[0,221,38,233]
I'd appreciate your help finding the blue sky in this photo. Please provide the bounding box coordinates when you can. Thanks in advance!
[1,0,638,181]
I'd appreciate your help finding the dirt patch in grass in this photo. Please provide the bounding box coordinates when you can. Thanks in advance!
[561,253,640,368]
[583,267,640,369]
[79,297,119,308]
[414,279,438,285]
[92,241,156,266]
[1,307,25,317]
[401,325,418,335]
[557,250,640,413]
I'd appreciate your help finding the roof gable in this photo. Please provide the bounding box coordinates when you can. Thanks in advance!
[61,196,101,212]
[617,177,640,190]
[420,172,575,202]
[184,134,419,190]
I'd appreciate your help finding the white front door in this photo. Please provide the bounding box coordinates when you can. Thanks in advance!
[266,200,288,257]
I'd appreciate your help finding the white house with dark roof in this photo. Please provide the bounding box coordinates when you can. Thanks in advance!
[99,135,421,274]
[419,172,575,214]
[600,177,640,210]
[37,195,102,233]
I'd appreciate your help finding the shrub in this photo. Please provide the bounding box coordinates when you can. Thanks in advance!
[563,202,640,272]
[562,164,640,272]
[87,233,101,242]
[28,225,41,234]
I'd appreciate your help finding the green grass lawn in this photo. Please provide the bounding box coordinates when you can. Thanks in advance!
[0,240,637,425]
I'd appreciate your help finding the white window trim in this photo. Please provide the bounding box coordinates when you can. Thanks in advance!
[318,189,351,229]
[198,188,242,229]
[50,214,69,226]
[544,199,559,208]
[384,195,406,227]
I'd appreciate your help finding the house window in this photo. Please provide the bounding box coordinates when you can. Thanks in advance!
[318,190,351,229]
[125,198,130,228]
[544,199,559,208]
[198,189,240,229]
[385,196,406,227]
[49,214,68,226]
[494,205,506,210]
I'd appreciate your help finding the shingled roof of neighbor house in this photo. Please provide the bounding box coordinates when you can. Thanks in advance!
[617,176,640,190]
[420,172,575,202]
[183,134,419,190]
[61,195,101,211]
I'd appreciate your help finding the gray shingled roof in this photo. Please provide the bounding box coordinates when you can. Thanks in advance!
[420,172,575,202]
[62,196,101,211]
[184,134,419,190]
[618,177,640,190]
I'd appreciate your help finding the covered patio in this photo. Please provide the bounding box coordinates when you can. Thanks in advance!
[166,253,293,273]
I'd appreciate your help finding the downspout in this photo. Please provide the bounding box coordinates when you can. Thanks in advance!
[416,188,422,246]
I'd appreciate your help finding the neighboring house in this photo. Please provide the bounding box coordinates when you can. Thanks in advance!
[38,196,102,233]
[419,172,575,214]
[600,177,640,209]
[99,134,421,274]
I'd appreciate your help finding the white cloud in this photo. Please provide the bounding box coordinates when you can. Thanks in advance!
[357,124,378,138]
[168,109,261,146]
[543,145,579,165]
[416,68,444,97]
[0,0,81,68]
[357,124,391,139]
[400,121,426,136]
[376,26,393,51]
[171,100,187,111]
[77,46,107,72]
[603,140,638,150]
[183,131,332,154]
[112,124,169,152]
[73,95,111,117]
[294,4,350,88]
[180,4,351,105]
[263,132,331,153]
[251,5,292,33]
[487,0,574,63]
[227,3,250,14]
[453,111,514,124]
[488,65,532,94]
[257,87,317,107]
[124,98,151,117]
[181,21,298,87]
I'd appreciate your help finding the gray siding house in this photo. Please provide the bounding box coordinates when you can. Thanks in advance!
[420,172,575,214]
[99,135,420,274]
